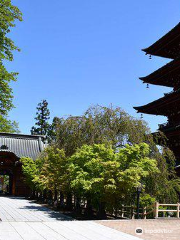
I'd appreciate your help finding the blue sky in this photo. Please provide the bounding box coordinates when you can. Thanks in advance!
[8,0,180,134]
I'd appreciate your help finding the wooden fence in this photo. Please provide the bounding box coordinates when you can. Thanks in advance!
[52,196,180,219]
[117,202,180,219]
[154,202,180,219]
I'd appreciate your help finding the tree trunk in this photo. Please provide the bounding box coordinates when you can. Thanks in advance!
[85,198,94,218]
[39,191,43,201]
[66,193,73,210]
[60,191,64,207]
[35,191,38,200]
[54,189,58,208]
[54,189,58,202]
[75,197,81,215]
[43,189,47,202]
[31,189,35,199]
[48,190,53,205]
[97,202,107,219]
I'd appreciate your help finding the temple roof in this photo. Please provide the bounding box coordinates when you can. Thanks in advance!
[0,133,45,160]
[140,59,180,88]
[142,22,180,59]
[134,89,180,116]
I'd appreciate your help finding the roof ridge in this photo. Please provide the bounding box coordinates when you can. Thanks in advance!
[0,132,45,139]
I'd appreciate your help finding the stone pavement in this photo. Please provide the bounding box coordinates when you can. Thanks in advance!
[99,219,180,240]
[0,196,69,222]
[0,196,142,240]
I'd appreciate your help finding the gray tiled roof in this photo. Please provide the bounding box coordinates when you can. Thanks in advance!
[0,133,45,160]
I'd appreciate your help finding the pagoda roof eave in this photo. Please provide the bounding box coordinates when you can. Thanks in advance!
[142,22,180,59]
[134,89,180,116]
[133,106,163,115]
[139,59,180,88]
[139,77,173,87]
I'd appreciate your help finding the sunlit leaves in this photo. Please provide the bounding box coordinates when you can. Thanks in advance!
[0,0,22,129]
[68,143,158,208]
[0,114,19,132]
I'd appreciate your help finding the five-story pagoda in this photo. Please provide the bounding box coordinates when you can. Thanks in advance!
[134,22,180,165]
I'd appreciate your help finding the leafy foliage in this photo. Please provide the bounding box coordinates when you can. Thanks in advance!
[0,114,19,132]
[20,157,38,190]
[0,0,21,132]
[53,105,152,156]
[0,0,22,61]
[68,143,158,212]
[145,147,180,203]
[37,147,69,194]
[0,0,22,115]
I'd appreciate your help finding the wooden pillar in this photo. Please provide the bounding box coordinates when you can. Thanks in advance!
[9,174,13,195]
[155,201,159,218]
[177,203,179,218]
[121,205,124,218]
[132,206,135,219]
[143,207,147,219]
[12,171,16,195]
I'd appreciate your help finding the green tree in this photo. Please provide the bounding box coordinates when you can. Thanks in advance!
[68,143,158,218]
[21,156,47,197]
[0,0,22,114]
[20,157,39,191]
[21,147,70,204]
[37,147,69,197]
[0,114,19,132]
[0,0,22,131]
[54,105,151,156]
[145,147,180,203]
[31,100,50,137]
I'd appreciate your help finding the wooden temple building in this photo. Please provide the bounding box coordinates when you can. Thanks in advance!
[134,22,180,167]
[0,133,44,196]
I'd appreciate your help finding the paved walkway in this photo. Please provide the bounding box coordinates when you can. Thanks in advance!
[0,196,141,240]
[99,219,180,240]
[0,196,69,222]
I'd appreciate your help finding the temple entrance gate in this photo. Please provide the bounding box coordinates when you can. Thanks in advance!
[0,133,45,196]
[0,151,26,196]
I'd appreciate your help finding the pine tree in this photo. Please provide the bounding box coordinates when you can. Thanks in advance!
[31,100,50,136]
